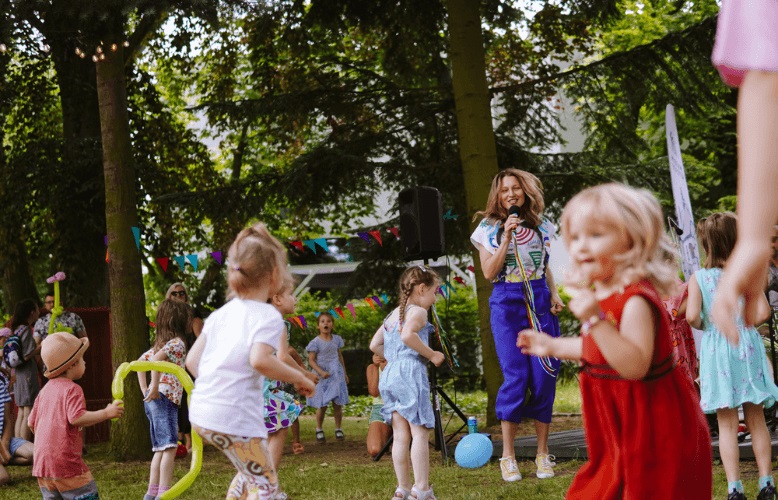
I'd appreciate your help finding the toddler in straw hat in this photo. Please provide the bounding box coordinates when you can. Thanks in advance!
[28,332,124,499]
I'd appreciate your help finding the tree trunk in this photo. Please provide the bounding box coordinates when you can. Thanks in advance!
[445,0,502,426]
[45,10,109,307]
[96,42,151,460]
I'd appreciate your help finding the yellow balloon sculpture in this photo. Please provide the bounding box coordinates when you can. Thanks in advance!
[112,361,202,499]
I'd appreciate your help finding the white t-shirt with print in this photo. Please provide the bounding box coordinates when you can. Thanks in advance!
[470,218,556,282]
[189,298,283,438]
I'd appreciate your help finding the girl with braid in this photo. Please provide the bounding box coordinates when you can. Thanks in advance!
[186,223,315,500]
[370,265,445,500]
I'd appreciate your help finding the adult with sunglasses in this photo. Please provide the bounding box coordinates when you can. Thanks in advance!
[164,283,203,454]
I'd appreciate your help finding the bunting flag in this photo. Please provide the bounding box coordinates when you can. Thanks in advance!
[105,249,110,263]
[313,238,330,253]
[290,241,304,252]
[381,293,389,305]
[345,303,356,318]
[358,232,371,244]
[329,308,339,319]
[436,286,446,298]
[335,307,345,319]
[156,257,169,272]
[467,265,475,273]
[186,254,199,272]
[131,226,141,251]
[371,295,382,307]
[173,256,186,271]
[104,235,108,246]
[210,251,223,265]
[288,316,303,328]
[298,315,308,329]
[368,230,382,246]
[365,297,376,310]
[454,276,466,286]
[304,240,318,253]
[387,227,400,239]
[443,209,459,220]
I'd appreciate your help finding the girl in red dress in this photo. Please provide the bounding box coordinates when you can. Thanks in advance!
[518,183,712,499]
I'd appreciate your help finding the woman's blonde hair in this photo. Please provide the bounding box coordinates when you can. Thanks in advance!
[697,212,737,269]
[560,183,679,297]
[165,282,187,300]
[474,168,545,228]
[397,265,441,325]
[227,223,291,298]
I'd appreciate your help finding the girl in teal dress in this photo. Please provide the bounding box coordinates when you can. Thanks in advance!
[687,212,778,500]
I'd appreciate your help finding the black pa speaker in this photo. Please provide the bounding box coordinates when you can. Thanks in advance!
[398,186,445,261]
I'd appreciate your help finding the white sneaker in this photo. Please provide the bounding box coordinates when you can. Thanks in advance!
[500,457,522,482]
[535,453,555,479]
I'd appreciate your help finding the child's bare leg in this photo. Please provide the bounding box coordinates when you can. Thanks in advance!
[391,412,412,491]
[714,71,778,339]
[409,423,431,491]
[267,428,289,470]
[158,448,176,489]
[333,403,343,429]
[744,403,774,478]
[717,408,741,483]
[291,420,301,444]
[17,407,32,442]
[315,407,326,429]
[149,451,162,486]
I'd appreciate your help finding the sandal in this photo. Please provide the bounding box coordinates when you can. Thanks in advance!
[315,430,325,443]
[393,486,411,499]
[335,429,345,441]
[410,486,436,500]
[292,442,305,454]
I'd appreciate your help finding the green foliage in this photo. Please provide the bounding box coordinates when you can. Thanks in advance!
[555,285,581,384]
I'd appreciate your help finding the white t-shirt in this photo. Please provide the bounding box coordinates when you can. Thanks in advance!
[189,298,283,438]
[470,218,555,282]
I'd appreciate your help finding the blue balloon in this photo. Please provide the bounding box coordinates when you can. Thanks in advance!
[455,433,493,469]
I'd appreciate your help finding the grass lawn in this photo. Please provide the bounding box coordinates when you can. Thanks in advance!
[0,383,770,498]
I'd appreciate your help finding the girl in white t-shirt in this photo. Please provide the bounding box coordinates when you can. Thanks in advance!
[186,223,316,500]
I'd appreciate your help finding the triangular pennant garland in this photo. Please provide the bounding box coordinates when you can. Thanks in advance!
[346,303,356,318]
[365,297,376,310]
[467,265,475,273]
[298,315,308,329]
[210,251,223,265]
[156,257,169,272]
[314,238,330,253]
[173,256,186,271]
[387,227,400,239]
[358,232,370,244]
[186,254,199,272]
[329,308,339,319]
[372,295,382,307]
[131,226,141,251]
[368,230,382,246]
[304,240,317,253]
[335,307,345,319]
[290,241,304,252]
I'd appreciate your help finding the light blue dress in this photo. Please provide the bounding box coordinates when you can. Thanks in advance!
[305,334,350,408]
[696,268,778,413]
[379,306,435,428]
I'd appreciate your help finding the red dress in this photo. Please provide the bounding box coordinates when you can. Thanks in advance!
[567,281,711,499]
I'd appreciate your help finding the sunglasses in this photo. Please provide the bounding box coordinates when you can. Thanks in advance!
[170,291,187,298]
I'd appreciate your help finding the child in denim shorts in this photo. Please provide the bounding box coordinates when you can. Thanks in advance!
[138,300,190,500]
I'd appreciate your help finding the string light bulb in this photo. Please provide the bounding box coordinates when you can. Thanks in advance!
[95,46,103,54]
[0,43,6,53]
[110,43,117,52]
[79,52,85,59]
[75,47,82,56]
[99,53,105,60]
[122,40,129,47]
[92,54,98,62]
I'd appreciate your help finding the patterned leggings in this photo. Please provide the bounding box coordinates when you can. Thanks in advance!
[193,425,279,500]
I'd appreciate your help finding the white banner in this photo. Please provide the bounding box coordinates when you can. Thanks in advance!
[666,104,701,280]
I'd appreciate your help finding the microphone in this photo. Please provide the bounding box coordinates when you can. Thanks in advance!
[508,205,521,218]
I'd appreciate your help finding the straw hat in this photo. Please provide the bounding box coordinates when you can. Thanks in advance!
[42,332,89,379]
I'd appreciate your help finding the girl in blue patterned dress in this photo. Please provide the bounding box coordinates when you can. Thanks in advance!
[687,212,778,500]
[306,312,350,442]
[370,265,445,500]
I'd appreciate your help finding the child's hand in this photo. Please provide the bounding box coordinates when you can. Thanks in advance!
[429,351,446,367]
[565,280,600,323]
[305,371,319,384]
[517,329,554,357]
[105,400,125,420]
[321,371,330,379]
[143,387,160,402]
[295,377,316,397]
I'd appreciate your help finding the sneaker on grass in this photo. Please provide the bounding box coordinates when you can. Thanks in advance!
[499,457,522,482]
